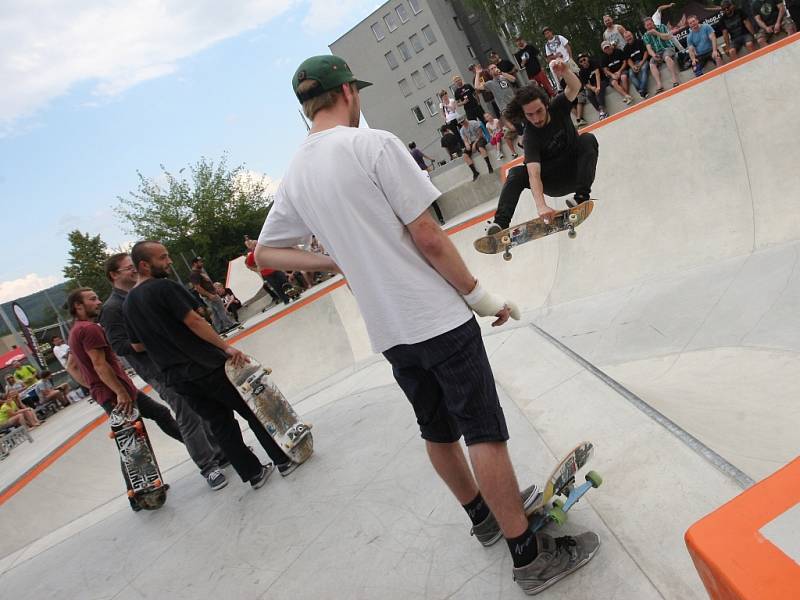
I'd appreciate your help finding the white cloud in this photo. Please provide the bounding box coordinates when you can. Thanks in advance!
[1,0,296,134]
[0,274,61,303]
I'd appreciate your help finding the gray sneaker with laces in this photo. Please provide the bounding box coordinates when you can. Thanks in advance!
[513,531,600,595]
[206,468,228,491]
[470,484,541,546]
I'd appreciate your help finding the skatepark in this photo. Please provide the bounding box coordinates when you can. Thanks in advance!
[1,35,799,599]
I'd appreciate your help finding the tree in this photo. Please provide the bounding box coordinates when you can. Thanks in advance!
[63,230,112,298]
[115,155,274,282]
[466,0,655,59]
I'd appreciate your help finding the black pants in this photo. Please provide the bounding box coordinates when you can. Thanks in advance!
[102,392,183,497]
[494,133,599,229]
[586,82,608,112]
[445,119,465,148]
[171,366,290,482]
[263,271,291,304]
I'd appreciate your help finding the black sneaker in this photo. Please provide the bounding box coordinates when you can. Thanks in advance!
[250,463,274,489]
[513,531,600,595]
[277,460,301,477]
[206,468,228,491]
[472,171,480,181]
[470,485,540,547]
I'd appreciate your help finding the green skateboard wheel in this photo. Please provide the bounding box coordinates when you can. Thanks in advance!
[585,470,602,488]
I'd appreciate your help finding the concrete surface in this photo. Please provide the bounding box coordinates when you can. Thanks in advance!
[1,35,798,600]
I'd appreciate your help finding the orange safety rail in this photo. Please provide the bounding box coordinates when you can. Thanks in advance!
[685,457,800,599]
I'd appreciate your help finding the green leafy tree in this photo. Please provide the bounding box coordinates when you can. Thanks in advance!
[63,230,111,299]
[466,0,660,59]
[115,155,274,282]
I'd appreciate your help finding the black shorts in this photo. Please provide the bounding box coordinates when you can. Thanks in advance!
[382,317,509,445]
[464,137,487,155]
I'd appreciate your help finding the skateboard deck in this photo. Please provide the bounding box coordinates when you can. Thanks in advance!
[282,282,301,302]
[525,441,601,532]
[108,407,168,510]
[474,200,595,261]
[225,357,313,464]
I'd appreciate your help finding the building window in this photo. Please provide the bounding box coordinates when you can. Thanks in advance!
[399,78,412,97]
[409,0,422,15]
[435,54,451,74]
[421,25,436,44]
[411,105,425,123]
[411,70,425,89]
[397,41,412,61]
[371,22,385,41]
[424,98,438,116]
[396,4,409,23]
[423,62,437,82]
[453,16,463,30]
[385,51,399,70]
[467,45,476,58]
[384,12,398,32]
[409,33,424,53]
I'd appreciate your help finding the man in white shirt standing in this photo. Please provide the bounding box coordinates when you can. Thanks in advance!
[51,336,70,370]
[256,54,599,596]
[542,27,578,90]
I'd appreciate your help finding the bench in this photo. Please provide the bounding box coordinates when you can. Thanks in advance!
[0,422,34,460]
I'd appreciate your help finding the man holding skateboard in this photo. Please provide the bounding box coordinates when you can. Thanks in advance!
[255,54,599,595]
[64,287,185,511]
[488,59,600,235]
[121,241,295,489]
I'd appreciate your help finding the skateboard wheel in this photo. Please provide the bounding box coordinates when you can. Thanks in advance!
[503,251,512,261]
[127,490,135,498]
[585,470,602,488]
[108,431,116,439]
[548,505,567,525]
[568,213,578,223]
[501,235,511,245]
[552,498,564,509]
[134,422,144,433]
[568,229,576,239]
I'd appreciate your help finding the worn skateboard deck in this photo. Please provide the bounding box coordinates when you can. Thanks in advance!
[225,357,313,464]
[526,441,601,532]
[108,407,167,510]
[474,200,595,261]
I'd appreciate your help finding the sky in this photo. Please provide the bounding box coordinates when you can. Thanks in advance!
[0,0,383,303]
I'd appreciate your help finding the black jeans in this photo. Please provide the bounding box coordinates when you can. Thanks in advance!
[586,81,608,112]
[263,271,291,304]
[494,133,599,229]
[171,366,290,482]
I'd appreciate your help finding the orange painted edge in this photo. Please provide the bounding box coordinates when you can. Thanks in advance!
[0,413,109,506]
[685,456,800,598]
[499,31,800,181]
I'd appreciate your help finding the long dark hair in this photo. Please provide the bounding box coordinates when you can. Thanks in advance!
[504,84,551,123]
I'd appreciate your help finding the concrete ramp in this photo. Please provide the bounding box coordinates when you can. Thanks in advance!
[225,254,263,304]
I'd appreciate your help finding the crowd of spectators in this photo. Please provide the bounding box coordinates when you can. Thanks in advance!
[430,0,795,166]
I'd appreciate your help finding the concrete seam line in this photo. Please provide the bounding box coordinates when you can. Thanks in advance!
[527,323,756,490]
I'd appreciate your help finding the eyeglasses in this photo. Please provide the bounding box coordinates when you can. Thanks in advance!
[116,265,137,273]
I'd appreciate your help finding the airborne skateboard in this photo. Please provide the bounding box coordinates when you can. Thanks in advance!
[225,356,313,464]
[526,441,602,532]
[474,200,595,261]
[108,407,168,510]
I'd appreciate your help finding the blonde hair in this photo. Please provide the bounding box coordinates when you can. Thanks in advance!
[298,80,357,120]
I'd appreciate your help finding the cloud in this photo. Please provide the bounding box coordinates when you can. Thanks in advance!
[1,0,295,135]
[302,0,384,34]
[0,274,61,303]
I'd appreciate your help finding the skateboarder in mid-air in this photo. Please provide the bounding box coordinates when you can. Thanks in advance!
[255,54,599,595]
[488,59,599,235]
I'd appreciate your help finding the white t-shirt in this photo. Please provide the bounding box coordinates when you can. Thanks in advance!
[258,126,472,353]
[440,98,459,123]
[545,35,571,62]
[53,343,70,368]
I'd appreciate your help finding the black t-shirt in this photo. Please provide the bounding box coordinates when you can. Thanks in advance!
[623,39,648,65]
[752,0,782,26]
[602,48,627,73]
[497,58,516,74]
[578,58,605,86]
[123,278,227,385]
[719,7,751,37]
[454,84,481,115]
[515,45,543,76]
[441,131,460,152]
[522,94,578,164]
[189,268,215,293]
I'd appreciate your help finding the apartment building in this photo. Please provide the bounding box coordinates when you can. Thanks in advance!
[329,0,510,156]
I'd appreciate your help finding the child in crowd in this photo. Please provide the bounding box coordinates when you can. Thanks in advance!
[484,112,505,161]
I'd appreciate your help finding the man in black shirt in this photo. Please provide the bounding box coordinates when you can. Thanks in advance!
[622,30,651,98]
[123,240,296,489]
[718,0,757,58]
[514,37,555,96]
[601,41,633,105]
[452,74,486,124]
[489,51,517,76]
[101,252,229,491]
[488,60,599,232]
[577,53,609,124]
[440,125,461,159]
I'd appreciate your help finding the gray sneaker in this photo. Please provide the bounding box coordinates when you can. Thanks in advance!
[250,463,275,489]
[513,531,600,595]
[206,468,228,491]
[470,485,541,547]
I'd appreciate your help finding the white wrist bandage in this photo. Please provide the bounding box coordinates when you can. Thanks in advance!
[463,282,520,320]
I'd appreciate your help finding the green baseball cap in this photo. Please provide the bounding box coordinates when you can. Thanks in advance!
[292,55,372,102]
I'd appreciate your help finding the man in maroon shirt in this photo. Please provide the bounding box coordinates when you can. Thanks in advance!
[65,287,184,511]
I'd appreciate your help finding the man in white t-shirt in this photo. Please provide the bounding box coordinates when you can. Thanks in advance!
[542,27,579,90]
[255,54,599,595]
[51,335,70,370]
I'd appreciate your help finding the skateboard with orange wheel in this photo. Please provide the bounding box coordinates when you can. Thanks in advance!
[108,407,168,510]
